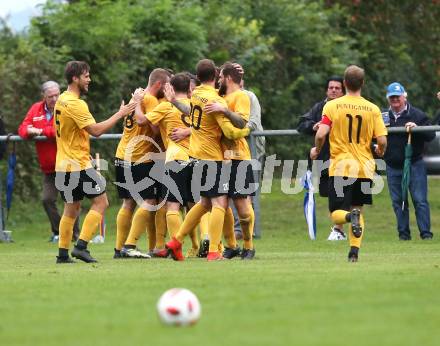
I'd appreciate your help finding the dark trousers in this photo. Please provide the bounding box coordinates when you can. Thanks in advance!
[43,173,79,238]
[386,160,433,239]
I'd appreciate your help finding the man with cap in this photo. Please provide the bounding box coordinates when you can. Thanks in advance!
[383,82,435,240]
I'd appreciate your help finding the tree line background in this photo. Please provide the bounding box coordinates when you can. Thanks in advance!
[0,0,439,200]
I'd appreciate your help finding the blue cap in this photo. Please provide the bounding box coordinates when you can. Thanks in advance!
[386,82,405,98]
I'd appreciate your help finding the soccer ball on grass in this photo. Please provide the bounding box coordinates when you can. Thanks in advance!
[157,288,201,326]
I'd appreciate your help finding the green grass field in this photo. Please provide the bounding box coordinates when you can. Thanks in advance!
[1,179,440,346]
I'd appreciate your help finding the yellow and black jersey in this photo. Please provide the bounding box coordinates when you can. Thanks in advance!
[188,85,229,161]
[54,91,96,172]
[322,95,387,179]
[115,93,159,163]
[146,98,191,162]
[222,89,251,160]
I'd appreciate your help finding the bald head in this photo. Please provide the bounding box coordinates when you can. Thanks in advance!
[148,68,171,87]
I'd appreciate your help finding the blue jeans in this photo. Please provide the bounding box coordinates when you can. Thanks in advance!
[386,160,433,239]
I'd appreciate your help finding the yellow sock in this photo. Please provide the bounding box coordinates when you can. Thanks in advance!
[115,208,133,250]
[249,204,255,237]
[189,225,199,249]
[155,206,167,249]
[223,207,237,248]
[208,206,225,253]
[331,209,350,225]
[146,210,156,250]
[59,215,76,249]
[166,211,182,239]
[349,214,365,248]
[79,210,102,242]
[242,204,255,249]
[176,203,208,243]
[199,212,210,239]
[125,208,155,248]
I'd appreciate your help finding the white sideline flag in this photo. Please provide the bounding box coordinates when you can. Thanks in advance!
[301,170,316,240]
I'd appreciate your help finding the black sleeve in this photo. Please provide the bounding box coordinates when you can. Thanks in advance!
[297,101,324,135]
[416,111,435,142]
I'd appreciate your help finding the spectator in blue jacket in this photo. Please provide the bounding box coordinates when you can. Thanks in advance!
[383,82,435,240]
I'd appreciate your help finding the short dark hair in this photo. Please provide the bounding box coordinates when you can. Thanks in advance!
[221,62,242,84]
[326,76,345,92]
[64,61,90,84]
[148,68,171,86]
[184,71,198,82]
[344,65,364,91]
[170,73,190,94]
[196,59,216,83]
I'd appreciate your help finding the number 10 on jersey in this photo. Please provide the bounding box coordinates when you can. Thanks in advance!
[190,103,203,130]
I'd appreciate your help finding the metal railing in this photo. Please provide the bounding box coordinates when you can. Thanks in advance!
[1,125,439,242]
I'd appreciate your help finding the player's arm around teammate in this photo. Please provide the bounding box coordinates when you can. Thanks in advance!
[205,63,255,259]
[114,69,171,259]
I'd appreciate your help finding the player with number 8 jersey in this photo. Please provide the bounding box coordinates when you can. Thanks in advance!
[113,68,172,259]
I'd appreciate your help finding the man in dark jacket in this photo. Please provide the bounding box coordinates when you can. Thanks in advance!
[297,76,346,240]
[383,82,435,240]
[18,81,79,242]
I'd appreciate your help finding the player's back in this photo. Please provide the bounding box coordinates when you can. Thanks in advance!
[115,93,159,163]
[189,85,227,161]
[223,89,251,160]
[54,91,95,172]
[323,94,386,178]
[147,98,191,162]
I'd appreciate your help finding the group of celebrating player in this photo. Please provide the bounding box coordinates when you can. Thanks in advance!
[54,57,387,264]
[54,59,257,263]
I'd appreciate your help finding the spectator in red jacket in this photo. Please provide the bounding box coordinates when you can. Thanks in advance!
[18,81,79,242]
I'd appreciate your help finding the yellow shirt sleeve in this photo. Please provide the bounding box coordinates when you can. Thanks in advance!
[146,102,170,125]
[234,93,251,121]
[72,99,95,129]
[142,94,160,113]
[216,115,250,139]
[373,107,388,138]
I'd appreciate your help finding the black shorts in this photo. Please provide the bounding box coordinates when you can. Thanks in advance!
[114,158,163,201]
[228,160,257,199]
[191,159,229,198]
[318,169,330,198]
[328,176,373,212]
[56,168,106,203]
[160,160,194,205]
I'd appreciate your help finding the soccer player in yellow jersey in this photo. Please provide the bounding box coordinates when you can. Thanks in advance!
[54,61,136,263]
[204,62,256,259]
[139,73,199,257]
[311,65,387,262]
[114,68,171,259]
[165,59,250,261]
